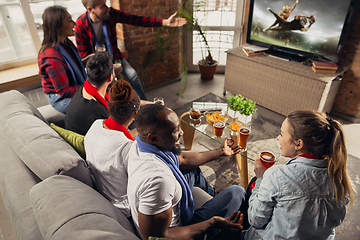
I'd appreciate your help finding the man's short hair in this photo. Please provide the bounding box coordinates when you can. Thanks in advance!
[135,104,168,136]
[300,17,308,26]
[86,51,113,86]
[81,0,98,8]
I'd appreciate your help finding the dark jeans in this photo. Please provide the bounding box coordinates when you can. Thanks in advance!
[211,177,257,240]
[46,93,71,114]
[191,185,246,239]
[120,58,147,100]
[181,167,215,197]
[182,167,246,240]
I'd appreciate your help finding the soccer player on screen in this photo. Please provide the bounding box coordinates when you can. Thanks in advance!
[265,9,315,32]
[264,0,298,31]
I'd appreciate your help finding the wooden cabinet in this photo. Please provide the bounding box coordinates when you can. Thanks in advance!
[224,47,347,116]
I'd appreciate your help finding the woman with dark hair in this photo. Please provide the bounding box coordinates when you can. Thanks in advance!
[242,110,354,240]
[38,6,87,114]
[84,80,140,217]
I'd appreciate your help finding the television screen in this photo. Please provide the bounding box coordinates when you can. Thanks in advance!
[247,0,354,62]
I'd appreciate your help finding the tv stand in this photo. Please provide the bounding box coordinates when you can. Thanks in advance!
[224,46,348,116]
[264,49,307,62]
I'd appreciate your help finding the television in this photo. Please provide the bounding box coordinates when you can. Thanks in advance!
[246,0,355,63]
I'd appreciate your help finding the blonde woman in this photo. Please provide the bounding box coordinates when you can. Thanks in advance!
[243,110,354,240]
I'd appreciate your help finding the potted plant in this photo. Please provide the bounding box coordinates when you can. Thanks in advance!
[227,94,257,127]
[178,0,218,80]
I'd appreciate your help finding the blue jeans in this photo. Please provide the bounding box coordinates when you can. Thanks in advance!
[182,167,215,197]
[190,185,246,239]
[46,93,71,114]
[120,58,147,100]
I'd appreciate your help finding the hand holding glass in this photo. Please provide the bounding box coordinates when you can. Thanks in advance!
[114,60,122,80]
[260,151,276,169]
[95,44,106,52]
[153,97,164,105]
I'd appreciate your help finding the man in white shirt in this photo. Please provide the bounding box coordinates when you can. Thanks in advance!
[127,104,246,240]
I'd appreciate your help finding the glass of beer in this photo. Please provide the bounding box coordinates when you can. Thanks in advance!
[153,97,164,105]
[189,108,201,126]
[213,121,226,137]
[114,59,122,80]
[260,151,276,169]
[239,127,251,151]
[95,44,106,52]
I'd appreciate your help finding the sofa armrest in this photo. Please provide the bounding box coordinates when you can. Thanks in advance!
[30,175,138,240]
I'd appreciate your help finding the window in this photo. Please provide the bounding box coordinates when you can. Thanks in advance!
[0,0,39,70]
[186,0,246,72]
[0,0,109,71]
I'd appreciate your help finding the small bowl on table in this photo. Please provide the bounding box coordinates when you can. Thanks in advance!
[204,110,227,126]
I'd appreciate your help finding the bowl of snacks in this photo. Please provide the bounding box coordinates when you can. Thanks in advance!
[229,121,244,132]
[205,110,227,125]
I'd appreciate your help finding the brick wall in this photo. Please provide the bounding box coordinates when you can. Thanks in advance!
[332,0,360,119]
[112,0,181,89]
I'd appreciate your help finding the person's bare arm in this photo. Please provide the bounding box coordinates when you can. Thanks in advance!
[162,12,187,27]
[295,14,308,19]
[290,0,299,12]
[301,22,314,32]
[140,100,153,107]
[178,138,240,169]
[81,53,95,65]
[138,207,243,240]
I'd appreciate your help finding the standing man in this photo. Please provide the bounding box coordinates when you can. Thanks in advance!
[75,0,187,100]
[127,104,246,240]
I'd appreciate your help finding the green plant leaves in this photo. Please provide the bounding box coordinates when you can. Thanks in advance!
[227,94,257,116]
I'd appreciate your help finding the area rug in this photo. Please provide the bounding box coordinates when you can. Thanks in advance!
[174,92,360,239]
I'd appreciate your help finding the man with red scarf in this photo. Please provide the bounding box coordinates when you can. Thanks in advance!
[65,51,113,135]
[75,0,187,101]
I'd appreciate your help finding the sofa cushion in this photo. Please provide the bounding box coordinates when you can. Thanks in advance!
[30,175,138,240]
[50,123,86,159]
[0,90,92,187]
[0,137,44,240]
[37,104,65,127]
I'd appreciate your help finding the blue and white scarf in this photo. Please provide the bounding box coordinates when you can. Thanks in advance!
[136,135,194,225]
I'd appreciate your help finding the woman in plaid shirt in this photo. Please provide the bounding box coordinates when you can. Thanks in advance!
[38,6,87,114]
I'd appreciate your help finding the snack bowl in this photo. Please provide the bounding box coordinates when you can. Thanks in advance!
[229,121,244,132]
[204,110,227,125]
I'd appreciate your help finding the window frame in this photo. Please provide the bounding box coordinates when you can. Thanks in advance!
[0,0,41,71]
[185,0,246,73]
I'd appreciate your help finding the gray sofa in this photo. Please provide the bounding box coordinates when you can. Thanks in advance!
[0,90,211,240]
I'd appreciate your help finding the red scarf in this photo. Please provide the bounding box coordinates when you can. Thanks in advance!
[83,79,109,109]
[103,117,134,141]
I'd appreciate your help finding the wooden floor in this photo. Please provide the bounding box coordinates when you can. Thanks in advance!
[1,73,359,239]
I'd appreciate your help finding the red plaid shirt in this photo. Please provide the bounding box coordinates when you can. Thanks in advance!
[38,41,80,98]
[75,7,163,60]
